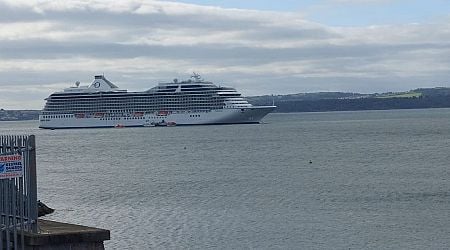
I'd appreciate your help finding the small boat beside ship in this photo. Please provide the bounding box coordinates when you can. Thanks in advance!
[143,120,177,127]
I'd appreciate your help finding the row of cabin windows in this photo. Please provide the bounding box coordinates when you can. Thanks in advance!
[42,115,71,119]
[46,102,226,107]
[48,100,222,104]
[42,110,210,116]
[46,101,224,107]
[49,96,225,101]
[44,106,224,112]
[42,115,147,119]
[100,117,145,120]
[45,102,224,110]
[50,95,222,101]
[53,90,219,99]
[45,102,225,108]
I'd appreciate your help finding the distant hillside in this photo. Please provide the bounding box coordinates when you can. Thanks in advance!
[247,87,450,112]
[0,110,40,121]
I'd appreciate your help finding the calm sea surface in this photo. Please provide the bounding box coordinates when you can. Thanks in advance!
[1,109,450,249]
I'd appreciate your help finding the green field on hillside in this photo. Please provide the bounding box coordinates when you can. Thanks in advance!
[375,92,422,99]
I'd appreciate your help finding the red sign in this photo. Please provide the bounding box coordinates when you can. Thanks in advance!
[0,154,23,179]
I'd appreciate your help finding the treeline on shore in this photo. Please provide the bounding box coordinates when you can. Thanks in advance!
[248,87,450,113]
[0,109,40,121]
[250,95,450,112]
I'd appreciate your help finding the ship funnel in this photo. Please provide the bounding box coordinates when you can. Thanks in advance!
[89,75,119,90]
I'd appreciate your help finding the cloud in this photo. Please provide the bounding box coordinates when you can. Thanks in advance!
[328,0,395,4]
[0,0,449,109]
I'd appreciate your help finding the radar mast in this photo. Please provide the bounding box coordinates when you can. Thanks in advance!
[191,72,203,82]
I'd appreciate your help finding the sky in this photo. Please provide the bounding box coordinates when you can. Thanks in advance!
[1,0,450,109]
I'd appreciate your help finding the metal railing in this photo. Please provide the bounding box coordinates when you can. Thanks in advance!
[0,135,37,250]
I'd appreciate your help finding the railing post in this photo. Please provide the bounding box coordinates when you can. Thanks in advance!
[28,135,38,233]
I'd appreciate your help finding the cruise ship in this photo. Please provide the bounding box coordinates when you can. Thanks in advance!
[39,74,276,129]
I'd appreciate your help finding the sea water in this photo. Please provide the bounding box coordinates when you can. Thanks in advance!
[1,109,450,249]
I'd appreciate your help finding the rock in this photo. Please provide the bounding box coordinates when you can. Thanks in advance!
[38,200,55,217]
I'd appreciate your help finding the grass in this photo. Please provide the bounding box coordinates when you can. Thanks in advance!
[375,91,422,99]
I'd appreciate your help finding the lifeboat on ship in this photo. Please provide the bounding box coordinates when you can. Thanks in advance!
[157,111,169,116]
[74,113,85,119]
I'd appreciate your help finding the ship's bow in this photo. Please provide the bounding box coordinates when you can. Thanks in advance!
[245,105,276,123]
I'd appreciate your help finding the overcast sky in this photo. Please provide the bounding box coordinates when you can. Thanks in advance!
[1,0,450,109]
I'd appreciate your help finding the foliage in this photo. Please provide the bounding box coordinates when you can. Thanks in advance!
[248,87,450,112]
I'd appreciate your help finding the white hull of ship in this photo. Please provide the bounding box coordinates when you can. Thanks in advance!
[39,106,275,129]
